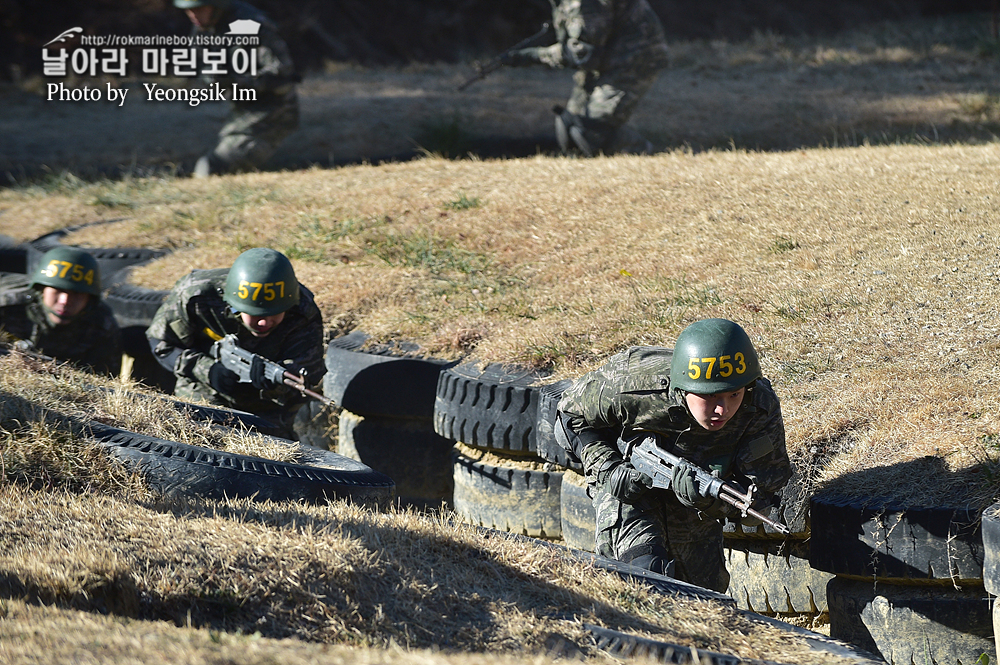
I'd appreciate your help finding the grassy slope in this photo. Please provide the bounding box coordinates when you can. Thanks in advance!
[2,15,1000,663]
[3,143,1000,505]
[0,357,854,665]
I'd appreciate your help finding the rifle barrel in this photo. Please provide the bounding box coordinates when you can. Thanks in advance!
[281,373,334,406]
[457,22,551,92]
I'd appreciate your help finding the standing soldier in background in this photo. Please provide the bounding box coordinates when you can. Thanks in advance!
[556,319,791,592]
[174,0,300,177]
[501,0,669,156]
[0,248,122,376]
[145,248,325,438]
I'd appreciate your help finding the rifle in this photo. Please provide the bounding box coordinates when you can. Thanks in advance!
[211,334,333,406]
[628,435,790,535]
[457,22,552,91]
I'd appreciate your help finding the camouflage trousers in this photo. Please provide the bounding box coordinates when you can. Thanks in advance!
[206,96,299,173]
[563,64,661,155]
[594,487,730,592]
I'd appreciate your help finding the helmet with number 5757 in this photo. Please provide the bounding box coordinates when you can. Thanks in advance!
[31,247,102,298]
[669,318,762,394]
[223,248,300,316]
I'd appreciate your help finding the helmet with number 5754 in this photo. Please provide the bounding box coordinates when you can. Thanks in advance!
[669,318,761,394]
[223,248,300,316]
[31,247,102,298]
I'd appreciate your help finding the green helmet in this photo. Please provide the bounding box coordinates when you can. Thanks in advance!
[669,319,761,394]
[173,0,230,9]
[31,247,101,298]
[223,248,300,316]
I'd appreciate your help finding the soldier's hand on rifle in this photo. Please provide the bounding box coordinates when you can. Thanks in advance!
[249,355,278,390]
[608,462,653,503]
[671,461,718,511]
[506,44,563,68]
[208,362,239,394]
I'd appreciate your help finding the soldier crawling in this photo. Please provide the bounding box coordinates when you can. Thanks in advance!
[174,0,299,176]
[145,248,324,438]
[501,0,669,156]
[557,319,792,591]
[0,247,122,376]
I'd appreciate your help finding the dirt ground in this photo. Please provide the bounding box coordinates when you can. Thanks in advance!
[2,14,999,181]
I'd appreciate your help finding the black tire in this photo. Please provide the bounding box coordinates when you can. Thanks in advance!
[587,624,754,665]
[323,331,454,419]
[585,624,815,665]
[0,272,30,294]
[724,538,833,615]
[981,503,1000,596]
[0,235,27,273]
[434,362,549,455]
[87,422,394,506]
[452,448,562,538]
[338,410,455,509]
[104,281,169,328]
[560,470,596,551]
[827,576,994,665]
[535,379,584,471]
[809,493,984,581]
[26,223,167,284]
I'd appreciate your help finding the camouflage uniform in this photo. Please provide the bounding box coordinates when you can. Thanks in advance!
[557,346,790,592]
[145,268,324,436]
[194,0,299,174]
[508,0,669,155]
[0,276,122,376]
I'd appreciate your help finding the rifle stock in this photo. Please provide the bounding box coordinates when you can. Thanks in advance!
[629,436,789,535]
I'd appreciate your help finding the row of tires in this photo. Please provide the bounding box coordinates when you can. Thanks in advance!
[6,229,999,664]
[328,340,1000,665]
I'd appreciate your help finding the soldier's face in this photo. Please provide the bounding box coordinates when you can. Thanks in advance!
[184,6,218,29]
[240,311,285,337]
[41,286,89,325]
[684,388,745,431]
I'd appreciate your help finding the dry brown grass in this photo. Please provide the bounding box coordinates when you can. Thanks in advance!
[4,17,993,662]
[0,351,303,465]
[0,599,580,665]
[0,480,857,665]
[0,354,862,664]
[4,141,1000,507]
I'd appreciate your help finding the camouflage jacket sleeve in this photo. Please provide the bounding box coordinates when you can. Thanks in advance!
[558,347,674,435]
[733,378,791,494]
[145,270,225,385]
[552,0,616,69]
[557,348,663,494]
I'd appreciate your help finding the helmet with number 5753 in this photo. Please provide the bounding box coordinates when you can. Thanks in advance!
[223,248,300,316]
[31,247,102,298]
[669,318,762,394]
